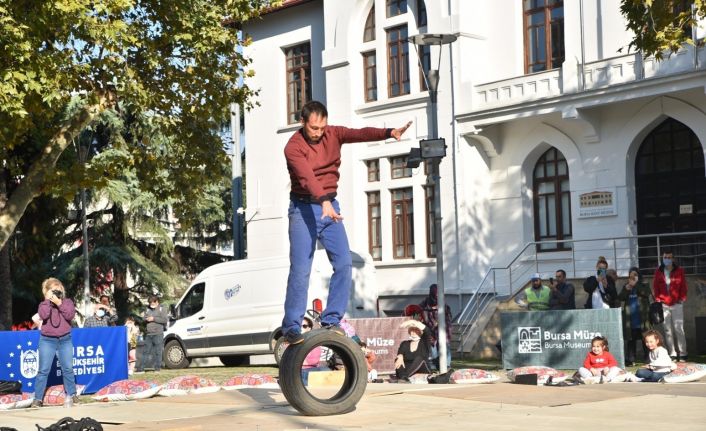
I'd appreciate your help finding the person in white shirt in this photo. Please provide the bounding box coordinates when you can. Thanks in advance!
[583,256,617,309]
[635,329,676,382]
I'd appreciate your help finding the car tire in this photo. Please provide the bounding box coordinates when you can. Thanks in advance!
[220,355,250,367]
[278,329,367,416]
[273,336,289,366]
[164,339,191,369]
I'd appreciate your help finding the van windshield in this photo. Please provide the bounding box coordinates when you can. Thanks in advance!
[178,283,205,319]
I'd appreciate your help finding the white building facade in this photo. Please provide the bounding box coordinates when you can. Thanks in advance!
[242,0,706,315]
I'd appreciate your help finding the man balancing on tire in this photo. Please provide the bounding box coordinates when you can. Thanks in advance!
[282,100,412,345]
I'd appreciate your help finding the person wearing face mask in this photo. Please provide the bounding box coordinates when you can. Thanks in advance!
[515,273,552,311]
[583,256,617,309]
[83,303,111,327]
[135,295,168,373]
[99,294,118,326]
[618,267,651,366]
[652,251,688,362]
[394,319,433,382]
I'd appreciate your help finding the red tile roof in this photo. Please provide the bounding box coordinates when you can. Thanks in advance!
[263,0,315,15]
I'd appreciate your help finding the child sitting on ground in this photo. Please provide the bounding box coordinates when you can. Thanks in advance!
[353,335,378,382]
[577,336,622,383]
[635,329,676,382]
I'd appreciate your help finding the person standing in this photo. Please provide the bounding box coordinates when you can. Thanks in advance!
[282,100,411,344]
[135,295,168,372]
[31,278,79,408]
[418,284,453,369]
[516,273,552,311]
[618,266,651,365]
[99,294,118,325]
[549,269,575,310]
[652,251,688,361]
[583,256,617,309]
[83,304,110,328]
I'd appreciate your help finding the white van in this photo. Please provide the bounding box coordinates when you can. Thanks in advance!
[163,249,377,368]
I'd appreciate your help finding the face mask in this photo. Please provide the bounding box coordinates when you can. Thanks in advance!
[663,258,672,267]
[409,333,421,341]
[96,309,106,318]
[149,305,156,309]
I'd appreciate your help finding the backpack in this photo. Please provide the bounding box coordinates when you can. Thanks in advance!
[35,417,103,431]
[0,380,21,394]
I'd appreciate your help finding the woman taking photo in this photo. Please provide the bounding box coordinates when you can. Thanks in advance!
[31,278,79,408]
[583,256,617,309]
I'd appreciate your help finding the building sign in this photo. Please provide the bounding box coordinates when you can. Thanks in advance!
[577,188,617,218]
[501,309,624,369]
[680,204,693,215]
[346,317,410,374]
[0,327,128,394]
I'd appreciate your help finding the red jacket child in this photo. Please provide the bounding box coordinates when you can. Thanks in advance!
[583,350,618,370]
[653,264,687,306]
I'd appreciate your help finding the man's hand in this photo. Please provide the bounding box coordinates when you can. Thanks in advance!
[146,316,154,322]
[321,200,343,222]
[391,121,413,140]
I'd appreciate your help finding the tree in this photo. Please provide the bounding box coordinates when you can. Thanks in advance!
[0,0,276,251]
[621,0,706,59]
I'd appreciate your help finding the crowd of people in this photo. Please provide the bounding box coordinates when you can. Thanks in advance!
[515,251,689,364]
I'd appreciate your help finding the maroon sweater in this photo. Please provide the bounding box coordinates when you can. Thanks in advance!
[284,125,391,202]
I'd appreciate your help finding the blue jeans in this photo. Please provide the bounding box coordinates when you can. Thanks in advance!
[283,199,352,335]
[635,368,669,382]
[34,334,77,400]
[137,333,163,371]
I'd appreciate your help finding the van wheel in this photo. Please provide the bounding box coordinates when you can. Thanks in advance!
[279,329,367,416]
[273,336,289,366]
[164,339,191,369]
[220,355,249,367]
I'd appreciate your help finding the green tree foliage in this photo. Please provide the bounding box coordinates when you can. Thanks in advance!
[621,0,706,59]
[0,0,276,250]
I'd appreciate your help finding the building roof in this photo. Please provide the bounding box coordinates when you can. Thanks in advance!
[263,0,315,15]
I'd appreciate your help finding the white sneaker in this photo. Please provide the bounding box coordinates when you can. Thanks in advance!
[625,373,643,382]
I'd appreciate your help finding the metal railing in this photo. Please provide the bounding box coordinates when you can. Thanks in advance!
[454,230,706,353]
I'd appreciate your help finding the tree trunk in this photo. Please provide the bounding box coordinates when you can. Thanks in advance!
[113,270,129,324]
[0,98,110,251]
[0,169,11,329]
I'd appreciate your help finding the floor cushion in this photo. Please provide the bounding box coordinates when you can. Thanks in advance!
[158,375,220,397]
[221,374,278,390]
[407,373,430,384]
[42,384,85,406]
[92,379,161,401]
[663,362,706,383]
[0,393,32,410]
[450,368,500,384]
[507,366,567,385]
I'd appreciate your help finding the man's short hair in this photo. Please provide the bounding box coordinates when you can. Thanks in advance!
[148,295,160,303]
[99,294,110,302]
[556,269,566,277]
[300,101,328,122]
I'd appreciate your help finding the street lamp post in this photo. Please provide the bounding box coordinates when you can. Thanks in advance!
[408,33,456,374]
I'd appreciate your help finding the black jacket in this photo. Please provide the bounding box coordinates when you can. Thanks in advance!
[583,276,618,309]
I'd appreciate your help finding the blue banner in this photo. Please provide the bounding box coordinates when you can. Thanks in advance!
[0,327,128,394]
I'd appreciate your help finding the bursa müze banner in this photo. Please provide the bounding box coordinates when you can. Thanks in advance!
[0,326,128,394]
[501,308,624,370]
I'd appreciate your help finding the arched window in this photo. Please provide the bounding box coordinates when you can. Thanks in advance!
[533,147,571,250]
[363,6,375,42]
[416,0,427,27]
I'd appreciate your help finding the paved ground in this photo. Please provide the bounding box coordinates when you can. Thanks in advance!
[2,379,706,431]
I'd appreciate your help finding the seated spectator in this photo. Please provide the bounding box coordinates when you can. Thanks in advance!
[583,256,617,309]
[84,303,110,327]
[577,336,623,383]
[394,320,433,381]
[352,335,378,382]
[125,316,141,374]
[549,269,575,310]
[300,317,327,386]
[515,273,551,311]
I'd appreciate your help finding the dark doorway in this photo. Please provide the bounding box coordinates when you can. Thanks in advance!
[635,118,706,274]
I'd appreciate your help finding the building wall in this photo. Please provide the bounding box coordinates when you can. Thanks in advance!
[243,0,706,314]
